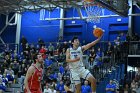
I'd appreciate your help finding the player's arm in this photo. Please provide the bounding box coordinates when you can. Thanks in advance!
[66,48,80,62]
[24,66,34,92]
[40,83,42,92]
[82,36,103,52]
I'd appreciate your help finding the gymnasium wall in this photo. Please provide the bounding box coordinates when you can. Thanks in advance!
[0,14,16,43]
[21,9,60,43]
[20,8,128,44]
[133,6,140,35]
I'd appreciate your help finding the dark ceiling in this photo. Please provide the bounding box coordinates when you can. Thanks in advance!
[0,0,82,14]
[0,0,137,17]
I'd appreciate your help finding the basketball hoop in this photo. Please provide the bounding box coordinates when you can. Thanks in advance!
[83,0,102,23]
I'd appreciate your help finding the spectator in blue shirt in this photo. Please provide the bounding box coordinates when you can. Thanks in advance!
[106,80,116,93]
[2,74,8,85]
[44,56,53,68]
[0,77,6,92]
[81,80,92,93]
[119,32,126,41]
[56,80,65,93]
[59,64,65,75]
[95,48,103,66]
[49,73,58,80]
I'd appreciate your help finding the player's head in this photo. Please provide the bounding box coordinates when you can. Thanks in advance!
[71,36,79,47]
[34,53,44,64]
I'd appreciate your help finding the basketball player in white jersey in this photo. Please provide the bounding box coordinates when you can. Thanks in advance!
[66,35,103,93]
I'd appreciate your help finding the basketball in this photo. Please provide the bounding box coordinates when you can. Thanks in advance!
[93,28,103,37]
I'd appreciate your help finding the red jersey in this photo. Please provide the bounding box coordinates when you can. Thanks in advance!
[25,64,43,93]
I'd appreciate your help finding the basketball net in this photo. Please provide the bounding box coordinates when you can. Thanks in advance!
[83,0,102,23]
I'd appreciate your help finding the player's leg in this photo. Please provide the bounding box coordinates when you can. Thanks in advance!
[80,68,96,93]
[87,75,96,93]
[70,70,81,93]
[75,83,81,93]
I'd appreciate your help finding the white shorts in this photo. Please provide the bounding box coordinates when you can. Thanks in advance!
[70,67,92,85]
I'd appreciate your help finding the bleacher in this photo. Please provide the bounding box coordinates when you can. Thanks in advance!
[0,40,139,92]
[4,84,23,93]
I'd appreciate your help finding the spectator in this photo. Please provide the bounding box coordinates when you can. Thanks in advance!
[114,36,120,46]
[135,67,140,82]
[57,73,63,82]
[5,67,14,86]
[48,43,54,56]
[88,47,96,68]
[50,80,57,90]
[119,32,126,41]
[2,74,8,86]
[30,44,36,54]
[5,67,14,77]
[50,86,57,93]
[11,60,19,75]
[59,64,65,75]
[3,60,8,71]
[18,63,26,84]
[23,43,30,60]
[96,48,103,66]
[106,80,116,93]
[39,46,47,59]
[0,77,6,92]
[81,80,92,93]
[89,47,96,59]
[38,38,45,48]
[44,56,53,68]
[106,42,114,56]
[136,81,140,93]
[88,57,95,69]
[55,42,61,55]
[56,80,65,93]
[61,41,69,53]
[124,83,131,93]
[43,84,52,93]
[131,80,137,91]
[4,54,11,65]
[20,35,28,51]
[58,48,66,62]
[11,50,19,60]
[36,44,40,53]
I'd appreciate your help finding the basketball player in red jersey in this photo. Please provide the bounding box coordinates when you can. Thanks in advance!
[24,54,44,93]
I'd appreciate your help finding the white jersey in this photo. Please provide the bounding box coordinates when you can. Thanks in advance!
[68,46,84,69]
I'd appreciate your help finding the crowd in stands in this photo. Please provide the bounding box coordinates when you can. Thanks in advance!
[105,67,140,93]
[0,32,139,93]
